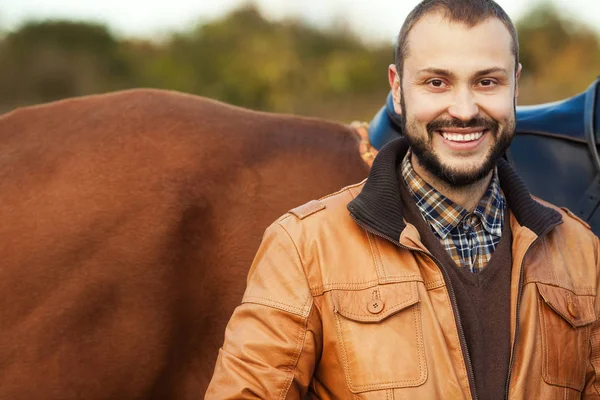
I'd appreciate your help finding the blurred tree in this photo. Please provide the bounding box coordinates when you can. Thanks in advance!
[516,2,600,104]
[137,4,391,119]
[0,20,132,108]
[0,3,598,119]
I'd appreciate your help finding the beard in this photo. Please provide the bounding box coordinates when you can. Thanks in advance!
[400,94,515,187]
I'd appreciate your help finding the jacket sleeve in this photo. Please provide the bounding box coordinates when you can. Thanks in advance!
[205,219,321,399]
[584,235,600,398]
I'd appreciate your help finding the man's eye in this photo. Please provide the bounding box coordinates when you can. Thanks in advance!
[479,79,495,87]
[428,79,445,88]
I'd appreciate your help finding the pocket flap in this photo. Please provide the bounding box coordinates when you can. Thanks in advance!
[537,283,596,328]
[333,281,419,323]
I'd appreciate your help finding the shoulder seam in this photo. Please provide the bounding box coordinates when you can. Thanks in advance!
[560,207,592,230]
[317,179,366,201]
[286,182,362,221]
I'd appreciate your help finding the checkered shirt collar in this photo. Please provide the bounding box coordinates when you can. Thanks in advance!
[401,151,505,239]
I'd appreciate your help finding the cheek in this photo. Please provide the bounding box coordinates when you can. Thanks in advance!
[480,97,515,125]
[404,94,447,125]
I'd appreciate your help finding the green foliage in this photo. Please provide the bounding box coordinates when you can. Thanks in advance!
[137,4,391,116]
[0,3,598,117]
[0,6,393,120]
[0,20,132,108]
[516,2,600,103]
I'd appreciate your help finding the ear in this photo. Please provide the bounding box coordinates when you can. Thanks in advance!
[388,64,402,115]
[514,63,522,100]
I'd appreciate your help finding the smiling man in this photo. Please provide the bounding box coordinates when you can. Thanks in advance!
[206,1,600,399]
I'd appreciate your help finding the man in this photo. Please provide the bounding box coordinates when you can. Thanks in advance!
[206,0,600,398]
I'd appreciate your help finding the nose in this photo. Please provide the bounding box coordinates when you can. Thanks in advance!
[447,87,479,122]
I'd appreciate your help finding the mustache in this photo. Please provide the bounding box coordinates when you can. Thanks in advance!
[426,117,498,133]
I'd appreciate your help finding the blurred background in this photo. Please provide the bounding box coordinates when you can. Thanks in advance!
[0,0,599,122]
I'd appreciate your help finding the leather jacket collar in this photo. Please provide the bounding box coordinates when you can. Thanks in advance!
[347,137,562,242]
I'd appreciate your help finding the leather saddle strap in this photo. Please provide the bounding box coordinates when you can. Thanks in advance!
[576,77,600,221]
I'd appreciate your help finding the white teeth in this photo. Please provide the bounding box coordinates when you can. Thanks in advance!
[442,131,483,142]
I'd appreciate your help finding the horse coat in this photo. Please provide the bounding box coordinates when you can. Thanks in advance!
[0,89,370,399]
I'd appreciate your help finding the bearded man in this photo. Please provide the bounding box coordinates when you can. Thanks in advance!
[206,0,600,398]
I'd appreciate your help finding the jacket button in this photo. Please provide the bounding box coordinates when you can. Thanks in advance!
[567,299,579,319]
[367,298,385,314]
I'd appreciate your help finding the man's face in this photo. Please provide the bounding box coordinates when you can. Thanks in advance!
[389,13,521,187]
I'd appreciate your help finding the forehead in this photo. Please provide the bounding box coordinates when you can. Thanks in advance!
[404,12,515,73]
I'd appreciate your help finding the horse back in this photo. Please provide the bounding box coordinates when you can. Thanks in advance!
[0,89,370,399]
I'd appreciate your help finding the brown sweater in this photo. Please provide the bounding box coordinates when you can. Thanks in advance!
[398,174,513,400]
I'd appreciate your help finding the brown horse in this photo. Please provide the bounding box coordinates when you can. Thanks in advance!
[0,89,371,399]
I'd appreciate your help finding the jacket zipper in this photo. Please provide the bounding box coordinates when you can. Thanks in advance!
[350,214,479,400]
[504,221,561,399]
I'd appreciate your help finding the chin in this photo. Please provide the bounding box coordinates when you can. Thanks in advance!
[439,162,496,187]
[442,157,488,173]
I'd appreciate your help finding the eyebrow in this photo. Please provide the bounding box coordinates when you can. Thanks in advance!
[473,67,509,78]
[417,67,509,79]
[417,68,455,78]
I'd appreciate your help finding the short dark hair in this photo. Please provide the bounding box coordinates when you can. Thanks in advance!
[395,0,519,79]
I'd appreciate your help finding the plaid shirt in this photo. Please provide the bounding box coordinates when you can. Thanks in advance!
[401,153,506,273]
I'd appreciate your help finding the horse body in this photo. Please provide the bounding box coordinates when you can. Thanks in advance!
[0,89,370,399]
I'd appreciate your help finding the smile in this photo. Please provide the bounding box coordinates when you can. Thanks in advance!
[441,131,484,142]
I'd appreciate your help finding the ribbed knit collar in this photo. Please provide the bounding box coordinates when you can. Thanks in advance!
[347,137,562,243]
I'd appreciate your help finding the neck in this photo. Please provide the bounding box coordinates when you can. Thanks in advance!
[411,153,492,212]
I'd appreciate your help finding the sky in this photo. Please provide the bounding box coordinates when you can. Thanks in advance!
[1,0,599,43]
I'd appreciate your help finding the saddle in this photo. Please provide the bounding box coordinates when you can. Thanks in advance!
[367,77,600,232]
[515,78,600,174]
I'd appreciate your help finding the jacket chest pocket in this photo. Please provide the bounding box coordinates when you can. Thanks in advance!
[537,283,596,391]
[332,281,427,394]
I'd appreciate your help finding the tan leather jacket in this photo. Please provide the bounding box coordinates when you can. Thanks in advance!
[207,140,600,399]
